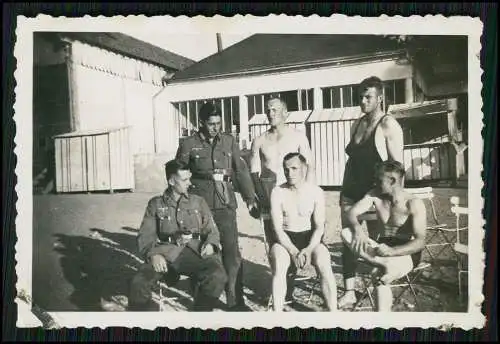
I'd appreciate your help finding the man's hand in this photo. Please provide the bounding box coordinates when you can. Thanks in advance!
[151,254,168,273]
[375,243,394,257]
[288,247,306,270]
[297,247,313,269]
[201,243,215,257]
[247,200,260,219]
[352,229,370,255]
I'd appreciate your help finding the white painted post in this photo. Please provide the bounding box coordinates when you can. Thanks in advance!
[313,87,323,109]
[405,77,414,103]
[239,95,249,150]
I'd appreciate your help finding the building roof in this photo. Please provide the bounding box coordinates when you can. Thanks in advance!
[169,34,403,83]
[56,32,195,71]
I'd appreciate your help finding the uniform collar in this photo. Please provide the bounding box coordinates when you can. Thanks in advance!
[162,188,190,207]
[197,130,220,145]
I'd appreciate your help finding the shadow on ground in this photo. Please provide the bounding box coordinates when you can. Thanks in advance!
[52,227,467,313]
[53,227,196,311]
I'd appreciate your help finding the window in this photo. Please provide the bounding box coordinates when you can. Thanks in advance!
[383,79,406,108]
[247,88,314,119]
[322,84,360,108]
[173,96,239,138]
[322,79,407,109]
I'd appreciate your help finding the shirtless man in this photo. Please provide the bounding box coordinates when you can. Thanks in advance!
[269,152,337,311]
[341,160,427,311]
[250,96,315,247]
[339,76,405,308]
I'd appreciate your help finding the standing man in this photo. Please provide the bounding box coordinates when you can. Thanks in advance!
[128,160,227,312]
[176,102,257,312]
[249,96,315,249]
[341,160,427,311]
[269,153,337,312]
[339,76,405,308]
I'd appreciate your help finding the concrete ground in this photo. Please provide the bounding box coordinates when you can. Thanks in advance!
[32,187,468,313]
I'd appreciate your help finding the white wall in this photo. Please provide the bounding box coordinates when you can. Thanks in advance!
[159,59,412,102]
[68,40,171,156]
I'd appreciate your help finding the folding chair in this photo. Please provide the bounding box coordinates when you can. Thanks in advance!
[450,196,468,299]
[346,189,439,311]
[156,280,180,311]
[351,260,432,311]
[260,215,319,311]
[154,272,192,311]
[406,187,460,264]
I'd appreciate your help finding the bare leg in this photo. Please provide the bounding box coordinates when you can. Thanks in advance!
[339,228,390,308]
[375,284,393,312]
[312,244,338,311]
[270,243,291,312]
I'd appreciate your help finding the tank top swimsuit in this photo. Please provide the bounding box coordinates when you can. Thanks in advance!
[341,115,388,202]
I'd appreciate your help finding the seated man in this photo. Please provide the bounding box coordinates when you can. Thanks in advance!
[128,160,227,312]
[340,160,427,311]
[269,152,338,312]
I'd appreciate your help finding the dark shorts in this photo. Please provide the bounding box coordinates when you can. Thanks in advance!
[284,230,313,251]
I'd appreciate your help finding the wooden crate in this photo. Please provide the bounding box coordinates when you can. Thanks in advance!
[54,126,134,193]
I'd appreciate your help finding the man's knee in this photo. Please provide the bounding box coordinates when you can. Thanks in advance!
[270,243,290,273]
[199,257,228,294]
[212,262,228,286]
[312,245,333,272]
[342,227,356,244]
[129,263,159,303]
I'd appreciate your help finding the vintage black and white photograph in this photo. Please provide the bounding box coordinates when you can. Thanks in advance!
[15,14,484,329]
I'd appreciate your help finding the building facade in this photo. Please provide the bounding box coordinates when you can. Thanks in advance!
[33,32,195,193]
[154,34,468,188]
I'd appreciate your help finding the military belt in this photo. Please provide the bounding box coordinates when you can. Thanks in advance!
[158,232,200,246]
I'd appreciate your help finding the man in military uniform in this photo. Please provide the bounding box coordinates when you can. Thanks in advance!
[128,160,227,311]
[176,102,257,311]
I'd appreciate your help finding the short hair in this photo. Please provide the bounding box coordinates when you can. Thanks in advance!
[374,160,406,179]
[164,159,189,180]
[267,95,288,111]
[359,76,384,95]
[283,152,307,165]
[198,102,222,122]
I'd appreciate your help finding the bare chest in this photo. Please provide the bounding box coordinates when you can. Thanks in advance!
[375,200,411,228]
[260,134,301,163]
[281,189,315,216]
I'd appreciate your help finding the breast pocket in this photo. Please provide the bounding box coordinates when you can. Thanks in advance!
[158,210,176,237]
[191,149,211,170]
[210,148,230,170]
[181,209,202,233]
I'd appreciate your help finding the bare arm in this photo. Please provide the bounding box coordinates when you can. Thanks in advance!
[306,187,326,251]
[386,198,427,257]
[298,131,316,184]
[346,191,378,254]
[382,116,404,163]
[270,188,299,255]
[346,191,377,233]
